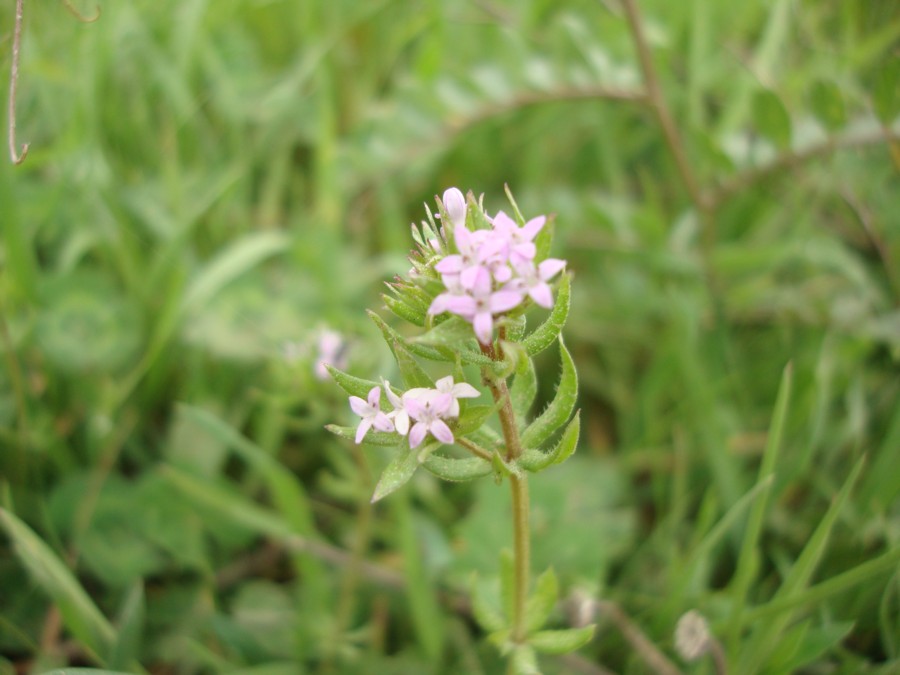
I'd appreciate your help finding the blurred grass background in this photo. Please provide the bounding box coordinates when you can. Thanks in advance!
[1,0,898,673]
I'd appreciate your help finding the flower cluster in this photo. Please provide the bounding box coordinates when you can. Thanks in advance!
[349,376,479,448]
[428,188,566,344]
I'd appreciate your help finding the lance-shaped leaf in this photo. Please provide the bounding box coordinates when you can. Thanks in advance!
[415,315,479,348]
[525,567,559,633]
[423,454,492,482]
[383,294,426,326]
[368,311,451,362]
[529,626,595,654]
[454,404,498,436]
[325,365,380,400]
[413,316,499,368]
[391,340,434,390]
[510,355,537,422]
[522,273,570,357]
[471,576,506,633]
[107,582,144,671]
[520,338,577,449]
[534,214,555,263]
[0,508,115,659]
[510,645,540,675]
[371,445,421,503]
[518,411,580,472]
[325,425,399,446]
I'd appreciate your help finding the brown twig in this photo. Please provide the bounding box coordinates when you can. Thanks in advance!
[597,601,683,675]
[61,0,101,23]
[620,0,710,215]
[710,126,900,208]
[8,0,29,164]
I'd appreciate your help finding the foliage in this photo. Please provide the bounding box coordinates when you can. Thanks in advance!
[1,0,898,673]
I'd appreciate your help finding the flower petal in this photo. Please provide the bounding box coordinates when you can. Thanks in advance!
[349,396,370,417]
[452,382,480,398]
[366,386,382,408]
[355,418,373,444]
[489,289,525,313]
[473,311,494,344]
[430,419,455,445]
[521,216,546,241]
[529,282,553,308]
[538,258,566,280]
[409,423,427,449]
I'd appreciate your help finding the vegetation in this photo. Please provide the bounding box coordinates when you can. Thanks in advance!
[1,0,898,673]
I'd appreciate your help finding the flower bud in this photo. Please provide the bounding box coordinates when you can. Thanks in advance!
[442,187,467,229]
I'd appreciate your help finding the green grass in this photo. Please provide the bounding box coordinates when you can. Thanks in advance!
[1,0,898,673]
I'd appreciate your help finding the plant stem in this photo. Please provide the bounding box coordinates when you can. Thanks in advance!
[483,331,532,644]
[508,472,531,642]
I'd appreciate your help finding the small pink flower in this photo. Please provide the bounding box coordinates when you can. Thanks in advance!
[406,391,455,448]
[434,375,480,416]
[510,258,566,308]
[491,211,545,265]
[349,386,394,443]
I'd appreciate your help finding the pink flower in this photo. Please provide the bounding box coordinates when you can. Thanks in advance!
[349,386,394,443]
[439,267,524,344]
[510,258,566,308]
[406,390,455,448]
[434,375,480,416]
[491,210,545,265]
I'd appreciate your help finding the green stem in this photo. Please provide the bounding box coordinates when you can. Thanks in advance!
[483,331,532,645]
[509,472,530,643]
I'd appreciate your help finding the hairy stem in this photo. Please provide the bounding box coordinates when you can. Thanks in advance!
[483,330,532,645]
[508,472,531,642]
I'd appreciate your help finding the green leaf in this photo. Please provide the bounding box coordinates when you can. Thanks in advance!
[454,404,497,436]
[0,508,115,659]
[534,214,555,263]
[389,489,445,660]
[383,294,426,326]
[367,310,450,362]
[520,338,578,449]
[371,445,420,503]
[471,576,506,632]
[523,273,570,357]
[325,424,399,446]
[529,625,595,654]
[107,582,144,671]
[177,405,318,537]
[392,340,434,389]
[423,454,492,482]
[736,455,867,675]
[519,411,580,472]
[809,80,847,132]
[160,465,295,540]
[752,88,792,149]
[181,232,290,312]
[415,315,479,348]
[325,365,381,400]
[873,58,900,124]
[525,567,558,633]
[729,363,793,637]
[510,355,537,422]
[510,644,540,674]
